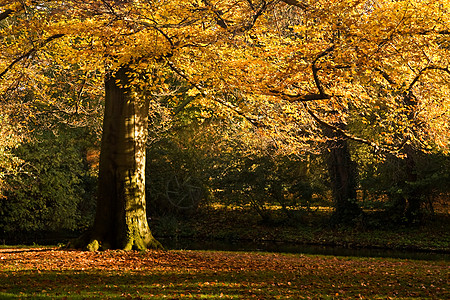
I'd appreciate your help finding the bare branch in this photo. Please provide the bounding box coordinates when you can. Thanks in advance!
[408,65,450,92]
[312,45,334,96]
[374,67,397,86]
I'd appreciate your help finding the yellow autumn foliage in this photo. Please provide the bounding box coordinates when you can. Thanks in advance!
[0,0,449,153]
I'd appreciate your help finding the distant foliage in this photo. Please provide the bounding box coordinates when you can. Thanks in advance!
[145,110,329,222]
[0,114,25,199]
[357,147,450,216]
[0,126,97,238]
[146,119,213,217]
[146,137,208,217]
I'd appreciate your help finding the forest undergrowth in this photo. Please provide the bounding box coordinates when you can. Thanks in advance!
[150,205,450,253]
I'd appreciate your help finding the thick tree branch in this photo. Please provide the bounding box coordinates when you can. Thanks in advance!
[376,65,450,97]
[417,29,450,35]
[237,0,271,33]
[201,0,228,29]
[0,33,65,80]
[280,0,309,10]
[374,65,450,152]
[304,102,410,153]
[408,65,450,92]
[268,90,331,102]
[312,45,334,96]
[302,102,381,150]
[166,60,263,127]
[374,67,397,86]
[0,9,13,22]
[0,1,27,21]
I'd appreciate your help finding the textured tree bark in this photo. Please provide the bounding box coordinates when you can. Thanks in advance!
[325,126,362,224]
[74,67,162,251]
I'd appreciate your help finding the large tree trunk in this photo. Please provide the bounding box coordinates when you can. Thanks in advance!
[325,127,362,224]
[73,67,162,251]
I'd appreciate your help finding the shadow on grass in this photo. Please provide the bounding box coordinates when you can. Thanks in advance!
[0,266,446,299]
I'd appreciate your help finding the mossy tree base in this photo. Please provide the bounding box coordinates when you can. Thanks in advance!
[81,235,163,252]
[69,227,163,251]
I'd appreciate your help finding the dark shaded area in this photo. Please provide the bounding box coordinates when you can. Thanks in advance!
[160,238,450,261]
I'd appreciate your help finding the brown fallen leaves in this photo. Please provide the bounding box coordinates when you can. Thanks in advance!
[0,247,448,299]
[0,247,322,273]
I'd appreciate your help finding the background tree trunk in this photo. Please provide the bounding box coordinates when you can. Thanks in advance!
[75,67,162,251]
[404,145,422,222]
[401,92,423,223]
[325,126,362,224]
[390,144,422,224]
[389,92,423,224]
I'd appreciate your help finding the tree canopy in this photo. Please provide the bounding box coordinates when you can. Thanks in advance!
[0,0,449,249]
[1,0,449,145]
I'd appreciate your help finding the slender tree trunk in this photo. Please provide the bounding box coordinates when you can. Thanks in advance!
[73,67,162,251]
[325,126,362,224]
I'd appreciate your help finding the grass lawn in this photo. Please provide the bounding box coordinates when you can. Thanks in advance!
[0,247,448,299]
